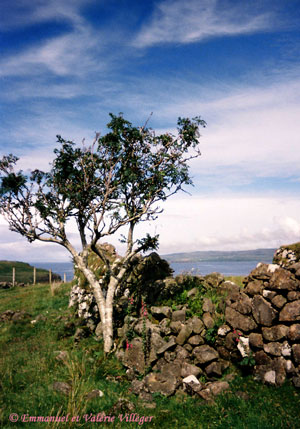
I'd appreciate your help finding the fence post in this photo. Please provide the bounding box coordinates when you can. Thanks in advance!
[64,273,66,283]
[33,267,36,285]
[49,269,52,285]
[12,267,15,287]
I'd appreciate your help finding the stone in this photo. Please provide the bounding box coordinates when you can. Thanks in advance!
[130,379,144,395]
[11,310,31,322]
[224,332,238,351]
[287,291,300,301]
[205,361,222,377]
[262,290,277,300]
[198,388,213,402]
[269,268,298,291]
[249,264,273,281]
[144,372,178,396]
[290,261,300,275]
[159,319,172,337]
[254,351,272,366]
[122,338,145,374]
[184,343,193,352]
[157,337,177,355]
[271,295,287,309]
[182,374,200,385]
[175,345,190,360]
[231,293,252,315]
[225,307,257,332]
[237,337,250,358]
[288,324,300,341]
[150,332,166,352]
[252,296,277,326]
[208,381,230,396]
[284,360,296,374]
[111,398,135,414]
[203,312,214,329]
[244,280,264,296]
[219,281,241,295]
[0,282,13,289]
[176,325,192,345]
[273,357,287,386]
[150,306,172,320]
[263,342,282,357]
[235,391,250,401]
[217,325,231,337]
[134,319,160,336]
[181,362,201,378]
[264,370,276,385]
[186,316,205,334]
[203,298,215,313]
[217,346,231,360]
[279,300,300,322]
[187,288,198,298]
[249,333,264,349]
[204,272,224,288]
[160,362,182,378]
[169,321,183,334]
[74,327,89,342]
[261,325,289,342]
[85,389,104,400]
[183,376,202,394]
[188,335,205,346]
[0,310,15,321]
[193,345,219,365]
[292,344,300,364]
[52,381,71,395]
[281,341,292,358]
[172,309,186,323]
[292,376,300,388]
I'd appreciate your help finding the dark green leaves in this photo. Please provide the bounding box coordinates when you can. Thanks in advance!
[0,113,205,251]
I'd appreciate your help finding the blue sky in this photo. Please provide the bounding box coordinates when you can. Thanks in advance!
[1,0,300,261]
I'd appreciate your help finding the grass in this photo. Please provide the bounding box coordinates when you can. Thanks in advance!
[225,275,245,288]
[1,283,300,428]
[0,261,61,284]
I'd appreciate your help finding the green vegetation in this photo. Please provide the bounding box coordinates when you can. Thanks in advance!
[225,276,245,288]
[1,283,300,428]
[283,242,300,260]
[163,249,276,263]
[0,260,60,284]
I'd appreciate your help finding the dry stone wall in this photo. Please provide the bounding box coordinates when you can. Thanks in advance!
[69,243,300,398]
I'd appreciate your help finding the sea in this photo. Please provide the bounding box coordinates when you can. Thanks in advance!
[32,249,276,281]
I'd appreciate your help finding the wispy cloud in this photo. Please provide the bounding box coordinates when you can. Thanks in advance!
[134,0,274,48]
[0,26,103,78]
[149,196,300,253]
[0,0,106,78]
[0,0,92,30]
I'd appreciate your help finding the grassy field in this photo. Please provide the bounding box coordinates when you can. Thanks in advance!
[0,282,300,428]
[0,261,61,284]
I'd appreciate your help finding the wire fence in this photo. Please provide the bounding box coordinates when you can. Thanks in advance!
[0,267,67,285]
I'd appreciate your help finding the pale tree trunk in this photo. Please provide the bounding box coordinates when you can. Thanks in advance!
[68,245,129,353]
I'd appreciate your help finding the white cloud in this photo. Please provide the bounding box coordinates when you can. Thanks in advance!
[134,0,273,48]
[1,195,300,261]
[142,196,300,253]
[0,0,92,30]
[0,25,102,78]
[147,75,300,180]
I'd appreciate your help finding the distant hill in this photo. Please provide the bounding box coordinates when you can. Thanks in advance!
[161,248,276,263]
[0,261,61,284]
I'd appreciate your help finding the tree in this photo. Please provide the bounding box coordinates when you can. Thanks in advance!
[0,113,206,352]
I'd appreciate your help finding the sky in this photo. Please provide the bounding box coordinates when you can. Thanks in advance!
[1,0,300,261]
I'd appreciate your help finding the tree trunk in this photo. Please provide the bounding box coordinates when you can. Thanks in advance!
[70,250,124,353]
